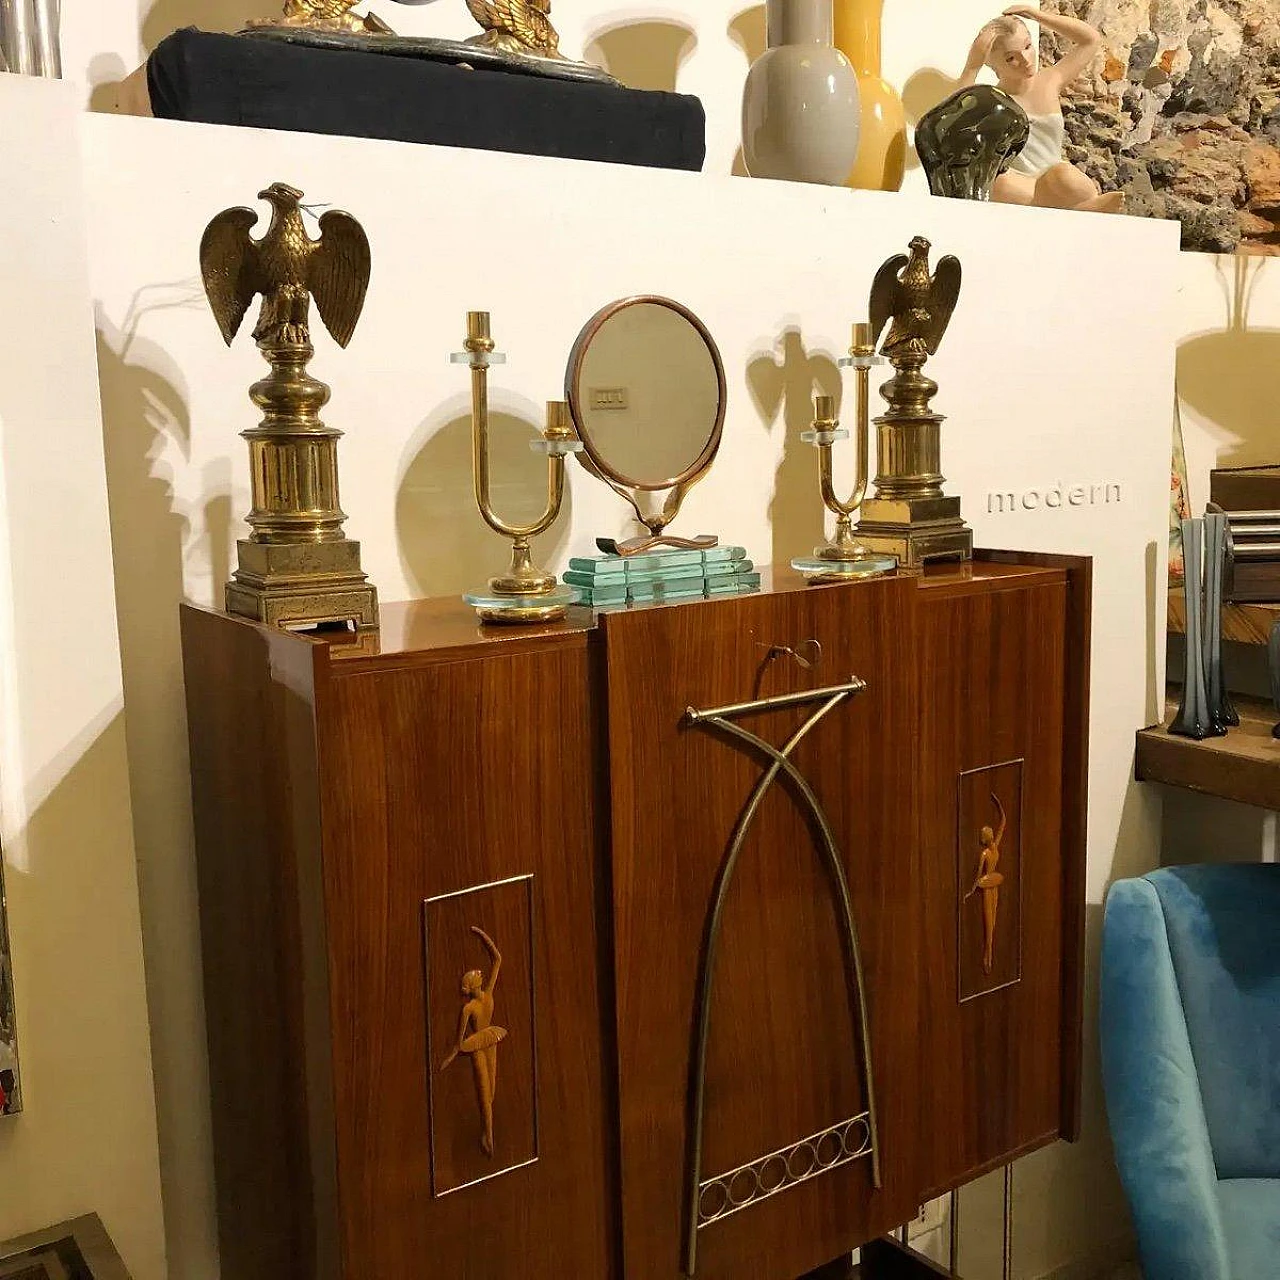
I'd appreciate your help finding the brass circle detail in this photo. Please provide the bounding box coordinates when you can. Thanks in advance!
[815,1130,843,1168]
[728,1167,759,1207]
[699,1181,729,1221]
[786,1143,817,1181]
[759,1155,789,1194]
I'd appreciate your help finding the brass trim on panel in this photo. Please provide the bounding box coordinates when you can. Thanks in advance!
[696,1112,874,1229]
[422,874,540,1198]
[681,681,881,1277]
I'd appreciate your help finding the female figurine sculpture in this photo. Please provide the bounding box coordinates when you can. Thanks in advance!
[959,5,1123,213]
[965,794,1007,975]
[441,926,507,1157]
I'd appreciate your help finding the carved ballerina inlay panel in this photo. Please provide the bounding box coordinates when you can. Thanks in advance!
[440,927,507,1158]
[958,761,1024,1002]
[424,876,538,1197]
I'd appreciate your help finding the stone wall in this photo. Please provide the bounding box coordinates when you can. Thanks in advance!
[1043,0,1280,253]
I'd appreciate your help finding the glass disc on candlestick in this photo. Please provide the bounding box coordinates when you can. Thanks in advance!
[463,583,579,624]
[791,554,897,583]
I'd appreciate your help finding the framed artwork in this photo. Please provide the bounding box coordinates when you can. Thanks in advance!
[1048,0,1280,254]
[0,1216,131,1279]
[0,849,19,1116]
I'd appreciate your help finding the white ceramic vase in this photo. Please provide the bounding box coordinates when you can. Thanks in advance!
[742,0,861,186]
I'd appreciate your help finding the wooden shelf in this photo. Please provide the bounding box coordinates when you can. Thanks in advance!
[1168,588,1280,646]
[1136,696,1280,809]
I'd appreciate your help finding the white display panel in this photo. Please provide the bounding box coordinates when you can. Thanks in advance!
[0,78,165,1280]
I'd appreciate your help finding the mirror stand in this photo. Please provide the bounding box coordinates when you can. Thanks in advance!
[592,475,716,558]
[453,311,583,624]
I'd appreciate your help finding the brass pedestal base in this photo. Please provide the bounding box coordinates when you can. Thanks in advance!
[226,539,379,631]
[477,602,570,625]
[855,494,972,571]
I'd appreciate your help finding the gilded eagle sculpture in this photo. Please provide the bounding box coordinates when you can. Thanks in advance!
[851,235,972,568]
[466,0,563,58]
[200,182,371,351]
[248,0,393,35]
[869,235,963,360]
[199,180,379,633]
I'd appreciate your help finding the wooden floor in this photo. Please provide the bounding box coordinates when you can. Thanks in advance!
[1136,696,1280,810]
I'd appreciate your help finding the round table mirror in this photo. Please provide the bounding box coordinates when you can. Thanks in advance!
[566,296,726,554]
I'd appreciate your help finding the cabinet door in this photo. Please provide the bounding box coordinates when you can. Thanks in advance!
[917,577,1071,1194]
[602,579,920,1279]
[317,637,616,1280]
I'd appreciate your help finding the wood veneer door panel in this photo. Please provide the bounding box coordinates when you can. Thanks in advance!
[316,640,615,1280]
[917,580,1068,1193]
[181,607,334,1280]
[603,582,919,1280]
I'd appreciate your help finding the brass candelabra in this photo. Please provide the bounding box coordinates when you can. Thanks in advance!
[792,322,898,583]
[453,311,582,624]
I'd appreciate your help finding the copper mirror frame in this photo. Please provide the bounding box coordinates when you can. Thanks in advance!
[565,296,727,548]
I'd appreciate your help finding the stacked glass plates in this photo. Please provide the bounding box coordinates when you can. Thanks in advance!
[564,546,761,607]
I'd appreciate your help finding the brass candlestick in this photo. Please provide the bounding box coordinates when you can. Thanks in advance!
[792,322,898,583]
[200,181,378,631]
[854,235,973,570]
[453,311,583,624]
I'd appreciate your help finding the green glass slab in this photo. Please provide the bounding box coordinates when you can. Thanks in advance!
[707,573,762,595]
[563,569,621,588]
[566,558,628,578]
[578,583,630,605]
[623,568,713,588]
[628,579,709,603]
[703,559,756,576]
[568,549,705,576]
[700,545,748,564]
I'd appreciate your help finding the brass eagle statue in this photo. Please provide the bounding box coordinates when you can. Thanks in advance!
[200,182,371,351]
[869,235,963,361]
[247,0,393,35]
[466,0,563,58]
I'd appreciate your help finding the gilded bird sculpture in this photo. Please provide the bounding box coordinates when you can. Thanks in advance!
[465,0,563,58]
[869,235,963,360]
[248,0,392,36]
[200,182,371,351]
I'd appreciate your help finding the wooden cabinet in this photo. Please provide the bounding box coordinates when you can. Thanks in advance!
[180,553,1088,1280]
[915,554,1089,1198]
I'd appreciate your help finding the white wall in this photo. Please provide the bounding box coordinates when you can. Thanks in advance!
[0,78,165,1280]
[78,104,1178,1278]
[64,0,998,188]
[1175,253,1280,508]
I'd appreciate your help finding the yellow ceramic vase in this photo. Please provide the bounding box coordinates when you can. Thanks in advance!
[833,0,907,191]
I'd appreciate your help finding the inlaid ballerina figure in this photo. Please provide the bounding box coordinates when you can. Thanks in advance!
[959,5,1123,213]
[441,926,507,1157]
[965,794,1007,975]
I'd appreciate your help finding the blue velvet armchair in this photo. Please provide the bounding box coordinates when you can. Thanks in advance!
[1101,864,1280,1280]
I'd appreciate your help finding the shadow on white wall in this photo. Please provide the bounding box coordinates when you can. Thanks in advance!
[1178,256,1280,470]
[96,296,224,1280]
[584,17,697,92]
[396,396,574,600]
[746,326,839,570]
